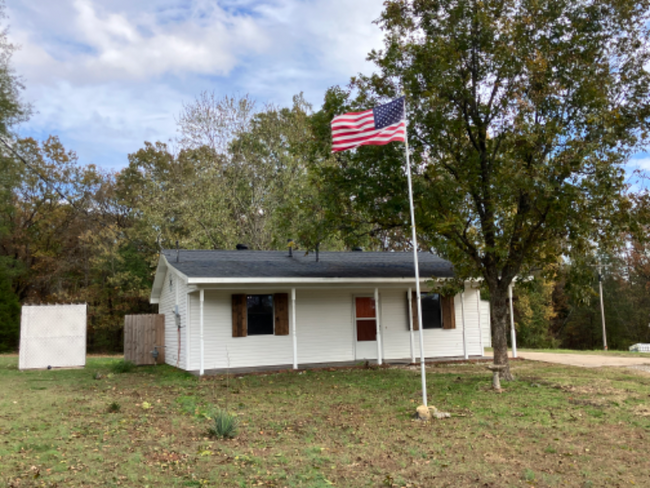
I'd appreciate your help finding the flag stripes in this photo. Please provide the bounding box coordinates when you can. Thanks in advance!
[331,98,406,153]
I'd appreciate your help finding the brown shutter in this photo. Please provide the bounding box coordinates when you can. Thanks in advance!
[410,292,419,331]
[274,293,289,335]
[441,295,456,329]
[232,294,247,337]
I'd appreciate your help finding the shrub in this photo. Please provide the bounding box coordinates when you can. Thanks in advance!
[107,401,121,413]
[110,360,136,374]
[207,409,239,439]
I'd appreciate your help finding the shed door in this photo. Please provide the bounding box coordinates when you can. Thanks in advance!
[355,297,377,360]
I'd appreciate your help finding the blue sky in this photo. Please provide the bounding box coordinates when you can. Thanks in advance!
[8,0,385,170]
[7,0,650,181]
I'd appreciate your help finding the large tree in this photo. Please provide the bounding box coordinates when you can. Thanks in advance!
[121,94,316,251]
[312,0,650,377]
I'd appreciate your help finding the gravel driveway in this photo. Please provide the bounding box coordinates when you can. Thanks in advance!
[488,350,650,369]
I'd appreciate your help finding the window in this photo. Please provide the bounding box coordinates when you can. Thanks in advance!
[232,293,289,337]
[420,293,442,329]
[247,295,274,335]
[408,292,456,330]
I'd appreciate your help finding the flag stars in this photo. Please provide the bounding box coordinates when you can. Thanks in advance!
[374,97,405,129]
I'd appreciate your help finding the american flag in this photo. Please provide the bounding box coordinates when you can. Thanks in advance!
[331,97,406,153]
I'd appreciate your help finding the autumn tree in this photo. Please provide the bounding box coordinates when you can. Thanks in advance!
[123,94,316,251]
[312,0,650,377]
[0,0,30,350]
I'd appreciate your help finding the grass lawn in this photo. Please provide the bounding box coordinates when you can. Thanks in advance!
[1,356,650,487]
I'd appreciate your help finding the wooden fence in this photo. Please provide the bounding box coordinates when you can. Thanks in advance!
[124,314,165,365]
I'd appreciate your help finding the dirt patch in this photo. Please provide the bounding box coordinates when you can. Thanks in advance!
[632,405,650,417]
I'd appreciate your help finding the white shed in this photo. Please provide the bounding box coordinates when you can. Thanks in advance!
[150,249,490,374]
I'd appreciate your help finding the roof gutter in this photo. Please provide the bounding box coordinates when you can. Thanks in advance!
[186,276,455,285]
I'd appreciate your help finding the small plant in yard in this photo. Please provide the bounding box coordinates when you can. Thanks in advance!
[107,401,121,413]
[110,359,136,374]
[523,469,536,482]
[207,408,239,439]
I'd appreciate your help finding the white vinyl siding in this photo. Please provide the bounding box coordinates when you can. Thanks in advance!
[187,290,293,371]
[158,268,189,369]
[380,287,485,360]
[180,284,491,372]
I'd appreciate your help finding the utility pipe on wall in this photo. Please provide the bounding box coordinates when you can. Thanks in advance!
[374,288,382,365]
[199,289,205,376]
[186,292,191,371]
[291,288,298,369]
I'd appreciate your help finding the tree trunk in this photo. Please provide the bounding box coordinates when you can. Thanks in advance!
[490,287,515,381]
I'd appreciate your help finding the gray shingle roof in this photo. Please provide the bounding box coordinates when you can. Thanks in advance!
[162,249,454,279]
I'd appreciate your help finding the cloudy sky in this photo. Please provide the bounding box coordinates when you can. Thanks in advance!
[7,0,650,178]
[8,0,385,170]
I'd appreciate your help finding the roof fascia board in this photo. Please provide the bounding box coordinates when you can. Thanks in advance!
[149,255,169,304]
[187,284,432,293]
[186,277,448,285]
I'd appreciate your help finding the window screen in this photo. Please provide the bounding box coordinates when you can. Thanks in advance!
[247,295,274,335]
[421,293,442,329]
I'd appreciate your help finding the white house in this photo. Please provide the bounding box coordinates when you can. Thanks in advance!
[150,249,491,374]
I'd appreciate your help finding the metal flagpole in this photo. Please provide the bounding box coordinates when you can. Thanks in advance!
[598,263,608,351]
[403,100,428,407]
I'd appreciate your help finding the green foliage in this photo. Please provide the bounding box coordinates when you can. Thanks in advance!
[110,360,136,374]
[514,277,559,349]
[0,264,19,352]
[305,0,650,368]
[0,1,30,136]
[207,408,239,439]
[119,93,317,252]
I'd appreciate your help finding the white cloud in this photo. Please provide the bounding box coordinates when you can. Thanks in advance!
[8,0,385,168]
[14,0,271,83]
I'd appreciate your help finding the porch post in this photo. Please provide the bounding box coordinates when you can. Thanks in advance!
[291,288,298,370]
[199,289,205,376]
[460,287,468,360]
[509,284,518,358]
[476,284,484,355]
[408,288,415,363]
[374,287,382,365]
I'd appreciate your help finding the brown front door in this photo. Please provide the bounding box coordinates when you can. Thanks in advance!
[355,297,377,341]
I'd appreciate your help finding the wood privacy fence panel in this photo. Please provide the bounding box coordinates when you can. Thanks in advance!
[124,314,165,365]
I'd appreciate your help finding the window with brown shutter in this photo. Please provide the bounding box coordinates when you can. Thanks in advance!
[274,293,289,335]
[232,293,290,337]
[441,295,456,329]
[408,292,456,329]
[232,294,247,337]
